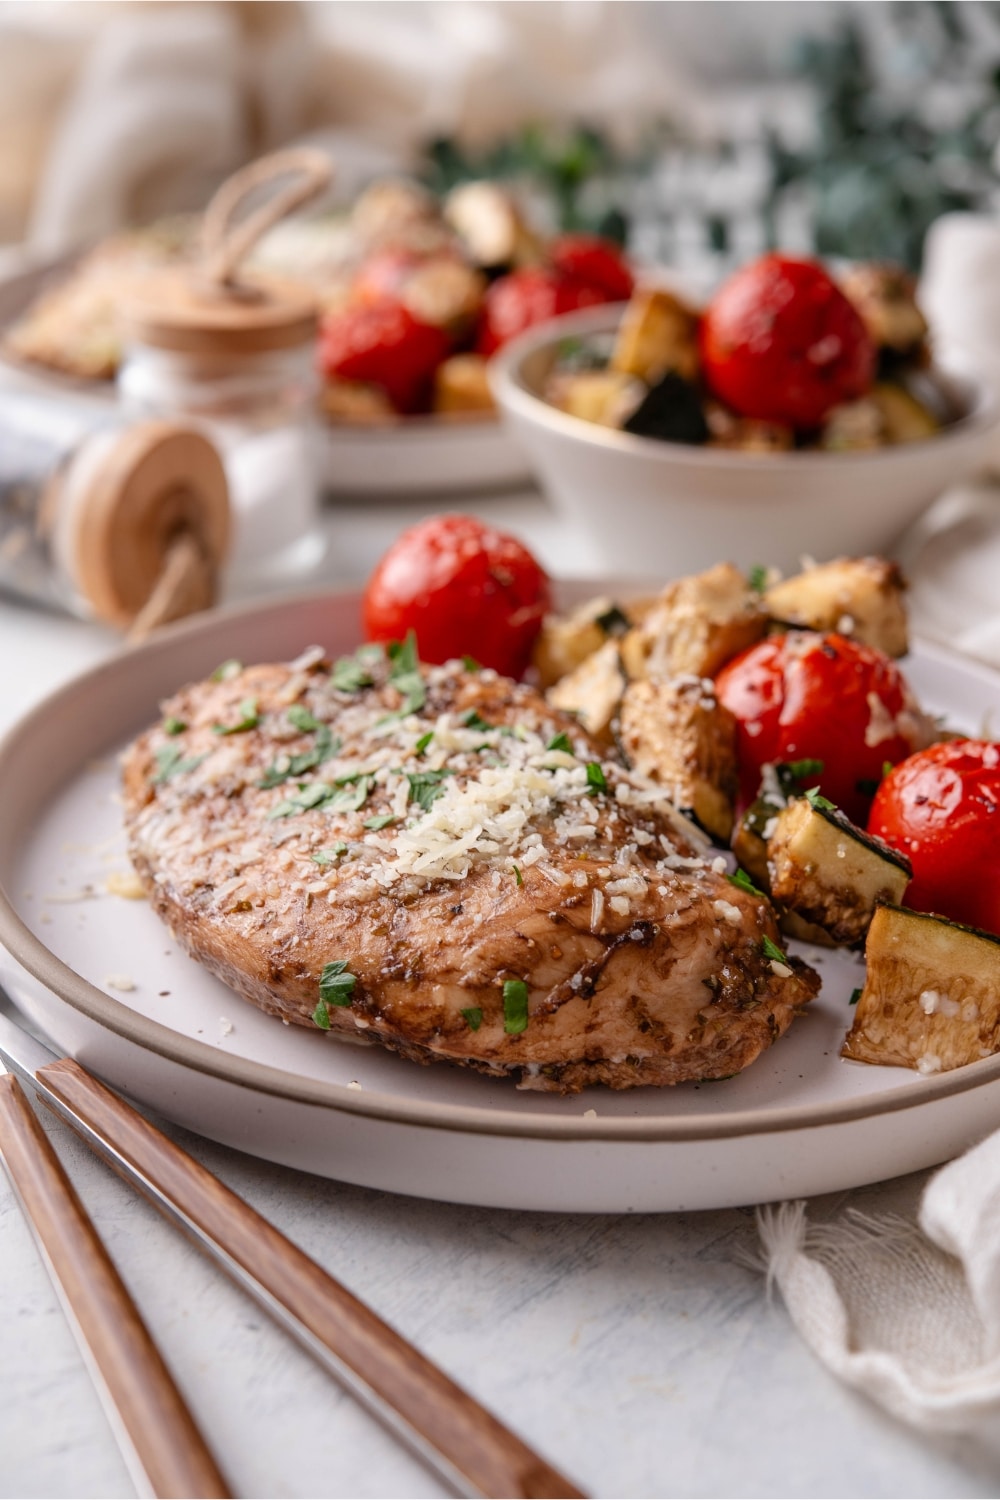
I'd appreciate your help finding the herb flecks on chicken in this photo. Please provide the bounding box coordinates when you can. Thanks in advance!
[122,646,818,1093]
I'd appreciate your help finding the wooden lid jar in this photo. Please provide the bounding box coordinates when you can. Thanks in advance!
[117,151,332,595]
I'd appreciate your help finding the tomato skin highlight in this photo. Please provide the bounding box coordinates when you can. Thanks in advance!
[700,254,876,427]
[715,631,922,824]
[318,301,452,414]
[547,235,635,302]
[868,740,1000,934]
[362,514,551,679]
[476,268,608,357]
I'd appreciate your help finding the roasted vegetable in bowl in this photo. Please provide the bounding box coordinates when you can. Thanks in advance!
[542,252,948,452]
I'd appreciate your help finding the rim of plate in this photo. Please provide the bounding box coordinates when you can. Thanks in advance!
[489,301,1000,468]
[3,587,1000,1142]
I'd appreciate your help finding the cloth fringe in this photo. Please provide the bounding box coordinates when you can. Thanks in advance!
[750,1151,1000,1434]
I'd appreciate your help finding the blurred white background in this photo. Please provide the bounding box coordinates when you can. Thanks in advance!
[0,1,938,250]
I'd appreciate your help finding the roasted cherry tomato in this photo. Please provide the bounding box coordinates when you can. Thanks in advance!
[476,267,608,357]
[715,632,925,824]
[868,740,1000,933]
[363,513,551,678]
[319,301,452,414]
[700,254,876,427]
[547,234,635,302]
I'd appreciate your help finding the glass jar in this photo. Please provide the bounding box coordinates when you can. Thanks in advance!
[118,266,327,599]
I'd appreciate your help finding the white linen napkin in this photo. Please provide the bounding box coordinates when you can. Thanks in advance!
[756,1127,1000,1438]
[897,479,1000,672]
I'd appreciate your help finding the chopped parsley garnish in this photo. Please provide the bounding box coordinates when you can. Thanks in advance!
[586,762,607,795]
[268,776,372,820]
[461,655,480,672]
[210,658,242,682]
[163,716,186,736]
[805,786,837,813]
[331,651,375,693]
[595,604,630,637]
[783,758,824,782]
[292,783,338,812]
[461,1007,483,1031]
[328,776,373,813]
[311,725,338,764]
[363,814,397,831]
[212,698,259,735]
[311,844,347,866]
[415,731,434,756]
[762,935,788,964]
[502,979,529,1035]
[512,864,523,887]
[312,997,332,1030]
[407,769,452,812]
[257,728,339,790]
[258,758,292,789]
[151,745,207,784]
[747,564,769,594]
[287,704,322,732]
[386,632,426,716]
[462,710,493,732]
[849,987,863,1006]
[547,732,573,754]
[319,959,357,1009]
[882,760,894,778]
[728,867,765,898]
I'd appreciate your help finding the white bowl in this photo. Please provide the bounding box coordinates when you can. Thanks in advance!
[489,304,1000,576]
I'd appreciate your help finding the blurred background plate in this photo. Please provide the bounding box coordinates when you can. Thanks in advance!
[318,410,531,498]
[0,254,533,500]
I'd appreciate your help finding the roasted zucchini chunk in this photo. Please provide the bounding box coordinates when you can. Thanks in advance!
[622,372,709,445]
[546,639,625,742]
[402,259,486,336]
[764,557,909,658]
[820,399,883,452]
[730,759,823,896]
[627,563,769,681]
[533,597,633,689]
[443,181,543,271]
[766,793,911,946]
[839,263,929,359]
[321,378,395,424]
[546,368,644,428]
[610,287,700,385]
[871,382,939,444]
[432,354,496,415]
[618,676,739,841]
[350,178,440,248]
[843,904,1000,1072]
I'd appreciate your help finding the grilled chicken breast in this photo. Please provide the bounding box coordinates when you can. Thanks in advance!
[122,645,819,1092]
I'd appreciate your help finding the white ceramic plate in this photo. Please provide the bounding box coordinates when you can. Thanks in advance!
[2,587,1000,1213]
[317,411,531,498]
[0,257,531,500]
